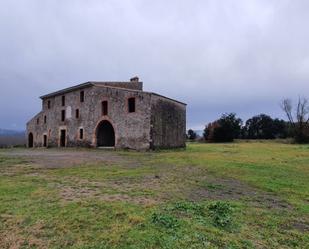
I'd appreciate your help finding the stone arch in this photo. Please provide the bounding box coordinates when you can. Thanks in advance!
[28,132,34,148]
[95,120,115,147]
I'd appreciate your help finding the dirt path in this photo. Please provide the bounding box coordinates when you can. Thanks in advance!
[0,148,139,168]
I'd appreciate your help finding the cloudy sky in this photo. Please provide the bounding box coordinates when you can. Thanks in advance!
[0,0,309,130]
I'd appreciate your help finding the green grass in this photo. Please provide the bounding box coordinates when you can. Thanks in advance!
[0,141,308,248]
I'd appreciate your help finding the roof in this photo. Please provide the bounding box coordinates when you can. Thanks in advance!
[40,81,186,106]
[39,81,132,99]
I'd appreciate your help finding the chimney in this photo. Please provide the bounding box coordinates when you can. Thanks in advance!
[130,76,139,82]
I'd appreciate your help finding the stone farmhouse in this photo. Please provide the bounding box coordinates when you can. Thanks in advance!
[26,77,186,150]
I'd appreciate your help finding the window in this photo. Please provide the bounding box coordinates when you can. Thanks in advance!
[47,100,51,109]
[36,118,40,125]
[61,110,65,121]
[61,96,65,106]
[80,91,84,102]
[79,128,84,140]
[75,109,79,119]
[102,101,108,116]
[128,98,136,113]
[44,115,47,124]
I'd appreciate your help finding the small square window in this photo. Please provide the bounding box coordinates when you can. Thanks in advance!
[79,129,84,140]
[80,91,84,102]
[61,110,65,121]
[61,96,65,106]
[128,98,135,113]
[102,101,108,116]
[76,109,79,119]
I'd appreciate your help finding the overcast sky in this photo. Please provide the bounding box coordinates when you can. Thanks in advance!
[0,0,309,130]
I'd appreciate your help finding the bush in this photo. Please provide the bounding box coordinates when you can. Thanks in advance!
[187,129,197,141]
[208,201,233,228]
[168,201,204,216]
[151,213,179,229]
[204,113,242,142]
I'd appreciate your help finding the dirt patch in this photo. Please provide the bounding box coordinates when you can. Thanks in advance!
[189,177,292,210]
[0,148,140,169]
[0,163,42,177]
[0,218,47,249]
[58,185,158,205]
[50,177,159,205]
[291,220,309,232]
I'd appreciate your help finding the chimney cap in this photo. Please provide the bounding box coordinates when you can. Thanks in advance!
[130,76,139,82]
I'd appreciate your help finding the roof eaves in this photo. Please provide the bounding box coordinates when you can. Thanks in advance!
[39,82,93,99]
[149,92,187,105]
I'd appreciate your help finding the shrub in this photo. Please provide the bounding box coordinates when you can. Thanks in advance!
[187,129,197,140]
[168,201,204,216]
[208,201,233,228]
[151,213,179,229]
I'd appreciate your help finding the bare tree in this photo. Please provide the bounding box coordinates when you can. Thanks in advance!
[281,97,309,143]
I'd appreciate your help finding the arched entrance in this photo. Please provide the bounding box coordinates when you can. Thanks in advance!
[96,120,115,147]
[28,133,34,148]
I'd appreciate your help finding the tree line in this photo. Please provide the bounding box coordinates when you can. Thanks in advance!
[187,97,309,144]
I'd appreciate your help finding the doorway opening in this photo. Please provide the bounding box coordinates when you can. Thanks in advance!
[96,120,115,147]
[28,133,34,148]
[43,135,47,147]
[60,129,66,147]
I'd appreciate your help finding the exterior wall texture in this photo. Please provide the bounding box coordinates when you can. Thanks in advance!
[150,95,186,149]
[27,82,186,150]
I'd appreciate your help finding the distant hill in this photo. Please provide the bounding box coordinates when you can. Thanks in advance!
[0,129,26,147]
[195,130,204,137]
[0,129,25,136]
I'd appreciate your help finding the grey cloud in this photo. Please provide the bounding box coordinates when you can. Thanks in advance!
[0,0,308,130]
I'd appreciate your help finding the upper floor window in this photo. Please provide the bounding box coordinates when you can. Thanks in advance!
[128,97,136,113]
[61,96,65,106]
[102,101,108,116]
[44,115,47,124]
[76,109,80,119]
[61,110,65,121]
[36,118,40,125]
[80,91,84,102]
[47,100,51,109]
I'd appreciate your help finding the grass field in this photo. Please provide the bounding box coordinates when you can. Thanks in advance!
[0,141,308,248]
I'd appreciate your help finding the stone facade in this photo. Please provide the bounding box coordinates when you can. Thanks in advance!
[26,78,186,150]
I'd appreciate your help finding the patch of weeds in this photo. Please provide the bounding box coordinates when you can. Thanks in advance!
[151,212,179,229]
[205,183,224,190]
[167,201,205,216]
[208,201,234,228]
[224,239,255,249]
[185,232,210,248]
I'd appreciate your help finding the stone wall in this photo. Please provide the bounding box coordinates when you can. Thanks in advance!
[150,94,186,149]
[27,85,152,150]
[88,85,152,150]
